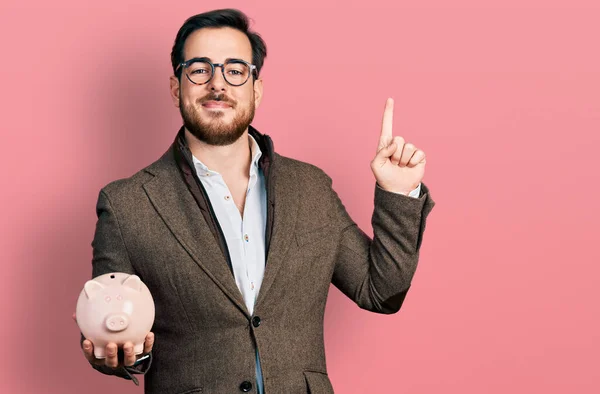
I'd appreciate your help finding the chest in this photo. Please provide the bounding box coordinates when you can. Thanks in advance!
[228,182,249,215]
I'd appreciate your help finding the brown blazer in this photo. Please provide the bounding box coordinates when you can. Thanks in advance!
[84,126,435,393]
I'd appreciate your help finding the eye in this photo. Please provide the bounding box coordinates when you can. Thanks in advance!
[105,296,111,302]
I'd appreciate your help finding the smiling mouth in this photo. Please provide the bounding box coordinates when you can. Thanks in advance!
[202,101,232,109]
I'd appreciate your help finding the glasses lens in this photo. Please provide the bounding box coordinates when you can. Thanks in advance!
[186,61,212,84]
[223,61,250,86]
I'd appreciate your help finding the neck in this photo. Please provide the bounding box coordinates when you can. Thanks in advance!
[184,128,252,178]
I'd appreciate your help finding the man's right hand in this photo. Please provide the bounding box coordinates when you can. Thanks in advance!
[73,312,155,368]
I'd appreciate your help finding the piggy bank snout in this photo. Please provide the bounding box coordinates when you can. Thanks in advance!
[105,314,129,332]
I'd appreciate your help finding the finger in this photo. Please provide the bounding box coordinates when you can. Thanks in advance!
[378,98,394,152]
[123,342,136,367]
[144,332,155,354]
[82,339,95,363]
[399,143,417,167]
[407,150,426,167]
[390,136,405,166]
[105,343,119,369]
[373,142,397,167]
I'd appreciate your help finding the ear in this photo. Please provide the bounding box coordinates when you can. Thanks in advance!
[122,274,142,292]
[84,280,105,299]
[170,75,181,108]
[253,77,263,110]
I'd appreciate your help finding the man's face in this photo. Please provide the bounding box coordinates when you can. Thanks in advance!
[170,27,263,146]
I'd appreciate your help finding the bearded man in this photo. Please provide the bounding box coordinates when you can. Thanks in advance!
[77,8,435,394]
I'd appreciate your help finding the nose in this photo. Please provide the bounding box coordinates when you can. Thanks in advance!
[105,314,129,332]
[207,65,227,92]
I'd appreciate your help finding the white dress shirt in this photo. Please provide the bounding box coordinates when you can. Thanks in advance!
[192,134,268,393]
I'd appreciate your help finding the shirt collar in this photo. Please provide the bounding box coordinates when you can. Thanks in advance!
[191,134,263,177]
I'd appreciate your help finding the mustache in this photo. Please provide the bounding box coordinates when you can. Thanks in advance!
[198,93,235,107]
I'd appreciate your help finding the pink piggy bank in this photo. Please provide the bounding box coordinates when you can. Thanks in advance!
[76,272,155,359]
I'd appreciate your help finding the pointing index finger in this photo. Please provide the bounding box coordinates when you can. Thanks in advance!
[379,98,394,149]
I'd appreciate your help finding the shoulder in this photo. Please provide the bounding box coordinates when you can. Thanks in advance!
[98,148,171,204]
[274,153,332,185]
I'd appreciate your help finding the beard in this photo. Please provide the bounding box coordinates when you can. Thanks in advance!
[180,92,255,146]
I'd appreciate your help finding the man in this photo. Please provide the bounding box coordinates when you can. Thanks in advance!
[76,8,435,394]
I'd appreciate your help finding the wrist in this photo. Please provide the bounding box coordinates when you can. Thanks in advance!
[376,182,416,195]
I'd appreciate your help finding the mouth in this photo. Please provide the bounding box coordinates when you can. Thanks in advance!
[201,101,232,109]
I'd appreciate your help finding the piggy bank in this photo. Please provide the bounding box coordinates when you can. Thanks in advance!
[76,272,155,359]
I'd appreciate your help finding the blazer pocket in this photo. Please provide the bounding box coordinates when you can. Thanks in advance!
[303,370,334,394]
[295,224,334,247]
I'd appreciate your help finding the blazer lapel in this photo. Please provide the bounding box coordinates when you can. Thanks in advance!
[142,140,302,317]
[143,154,250,316]
[254,163,301,311]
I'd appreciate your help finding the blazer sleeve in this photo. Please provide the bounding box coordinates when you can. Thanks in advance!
[328,175,435,314]
[79,188,153,385]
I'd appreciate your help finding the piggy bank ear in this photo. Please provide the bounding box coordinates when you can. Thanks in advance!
[122,275,142,292]
[84,280,105,299]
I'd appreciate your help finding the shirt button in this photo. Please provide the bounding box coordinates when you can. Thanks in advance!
[225,195,231,201]
[244,234,249,242]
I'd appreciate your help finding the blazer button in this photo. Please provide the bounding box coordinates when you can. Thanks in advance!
[252,316,261,327]
[239,381,253,392]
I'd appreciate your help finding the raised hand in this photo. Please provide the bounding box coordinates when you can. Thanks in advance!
[370,98,426,195]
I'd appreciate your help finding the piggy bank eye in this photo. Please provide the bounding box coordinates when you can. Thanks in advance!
[117,295,123,301]
[105,296,111,302]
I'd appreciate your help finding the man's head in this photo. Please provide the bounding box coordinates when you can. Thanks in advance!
[169,9,267,146]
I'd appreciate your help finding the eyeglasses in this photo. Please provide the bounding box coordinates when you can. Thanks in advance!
[176,57,257,87]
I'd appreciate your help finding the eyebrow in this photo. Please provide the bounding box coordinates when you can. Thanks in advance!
[188,56,250,63]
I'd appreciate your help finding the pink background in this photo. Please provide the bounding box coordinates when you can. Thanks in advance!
[1,0,599,392]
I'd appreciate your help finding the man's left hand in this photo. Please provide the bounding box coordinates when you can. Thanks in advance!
[370,98,426,195]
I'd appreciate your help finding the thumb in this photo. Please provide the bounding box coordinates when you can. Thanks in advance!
[374,141,396,164]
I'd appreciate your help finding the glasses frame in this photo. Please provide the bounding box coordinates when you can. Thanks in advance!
[176,57,258,87]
